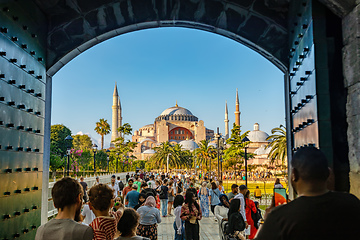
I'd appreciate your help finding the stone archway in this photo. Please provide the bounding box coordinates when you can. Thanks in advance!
[0,0,359,239]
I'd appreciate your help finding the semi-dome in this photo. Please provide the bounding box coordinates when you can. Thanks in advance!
[155,103,198,122]
[179,139,199,151]
[247,123,270,142]
[143,149,156,154]
[254,144,272,155]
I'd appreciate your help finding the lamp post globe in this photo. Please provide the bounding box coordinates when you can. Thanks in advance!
[241,136,250,187]
[64,135,73,177]
[92,144,98,175]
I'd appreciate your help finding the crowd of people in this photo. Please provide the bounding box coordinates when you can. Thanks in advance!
[35,147,360,240]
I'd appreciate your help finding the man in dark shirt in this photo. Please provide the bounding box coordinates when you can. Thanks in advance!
[255,147,360,240]
[79,176,88,202]
[126,172,130,183]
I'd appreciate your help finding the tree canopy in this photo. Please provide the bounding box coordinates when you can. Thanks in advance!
[266,124,287,165]
[50,124,72,157]
[94,118,110,149]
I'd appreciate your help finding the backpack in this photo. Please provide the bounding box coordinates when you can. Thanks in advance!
[159,186,167,199]
[251,208,262,229]
[118,181,125,191]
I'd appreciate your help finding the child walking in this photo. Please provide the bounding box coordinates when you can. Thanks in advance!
[88,183,124,240]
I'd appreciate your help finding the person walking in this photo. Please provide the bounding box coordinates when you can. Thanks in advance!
[116,208,150,240]
[125,185,140,208]
[173,195,186,240]
[136,196,161,240]
[159,179,169,217]
[209,182,221,219]
[227,184,239,202]
[35,177,93,240]
[180,191,202,240]
[198,182,210,217]
[274,178,283,189]
[126,173,130,183]
[168,181,175,216]
[79,176,89,203]
[244,190,257,239]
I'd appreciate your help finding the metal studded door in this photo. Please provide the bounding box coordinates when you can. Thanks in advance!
[0,1,47,239]
[288,0,349,191]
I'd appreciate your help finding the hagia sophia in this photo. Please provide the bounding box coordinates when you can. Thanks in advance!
[110,84,277,166]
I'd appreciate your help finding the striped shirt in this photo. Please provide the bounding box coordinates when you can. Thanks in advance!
[90,211,122,240]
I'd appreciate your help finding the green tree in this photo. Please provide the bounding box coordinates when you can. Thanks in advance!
[49,153,65,177]
[266,124,287,166]
[223,123,251,170]
[50,124,72,157]
[111,123,137,172]
[94,118,110,149]
[195,140,216,171]
[150,142,186,170]
[72,134,93,150]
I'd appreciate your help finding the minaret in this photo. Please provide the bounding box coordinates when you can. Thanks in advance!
[111,84,120,147]
[234,88,241,126]
[224,101,229,140]
[118,97,122,137]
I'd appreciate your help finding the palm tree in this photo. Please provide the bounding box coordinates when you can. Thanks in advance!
[195,140,216,171]
[266,124,287,167]
[94,118,110,149]
[150,142,185,170]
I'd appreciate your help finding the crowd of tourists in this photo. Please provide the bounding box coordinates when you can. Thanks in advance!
[35,147,360,240]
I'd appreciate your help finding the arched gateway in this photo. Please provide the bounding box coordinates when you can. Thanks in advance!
[0,0,359,238]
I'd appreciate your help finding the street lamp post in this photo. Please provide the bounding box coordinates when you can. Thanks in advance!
[106,150,110,173]
[215,127,221,179]
[92,144,98,175]
[242,136,250,187]
[65,135,73,177]
[167,153,171,173]
[116,152,119,173]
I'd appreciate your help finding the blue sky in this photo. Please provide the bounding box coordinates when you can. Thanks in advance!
[51,27,285,148]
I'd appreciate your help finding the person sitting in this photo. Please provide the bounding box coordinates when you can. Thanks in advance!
[116,208,150,240]
[136,196,161,240]
[227,199,246,240]
[35,177,93,240]
[255,147,360,240]
[214,194,230,240]
[88,184,124,240]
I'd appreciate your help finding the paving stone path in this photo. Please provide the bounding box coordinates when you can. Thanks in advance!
[157,213,220,240]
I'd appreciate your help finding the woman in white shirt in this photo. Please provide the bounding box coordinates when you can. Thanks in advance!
[173,195,185,240]
[214,194,230,239]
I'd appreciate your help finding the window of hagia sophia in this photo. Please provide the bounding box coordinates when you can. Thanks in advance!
[169,127,193,140]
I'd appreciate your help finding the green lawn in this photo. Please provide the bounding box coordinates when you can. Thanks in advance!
[222,179,288,197]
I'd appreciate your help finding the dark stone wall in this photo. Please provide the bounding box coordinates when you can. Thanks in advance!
[31,0,289,72]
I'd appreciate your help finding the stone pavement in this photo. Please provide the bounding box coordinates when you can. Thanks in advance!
[157,213,220,240]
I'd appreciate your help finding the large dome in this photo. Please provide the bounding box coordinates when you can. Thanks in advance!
[155,104,198,122]
[161,106,194,116]
[247,123,270,142]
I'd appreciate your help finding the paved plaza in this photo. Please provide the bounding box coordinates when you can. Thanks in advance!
[158,213,220,240]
